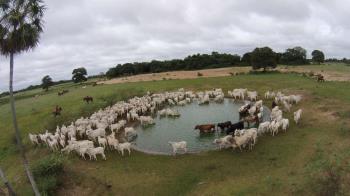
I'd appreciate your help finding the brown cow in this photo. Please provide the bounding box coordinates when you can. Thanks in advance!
[194,124,216,133]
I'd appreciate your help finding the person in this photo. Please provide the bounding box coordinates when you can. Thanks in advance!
[272,100,277,109]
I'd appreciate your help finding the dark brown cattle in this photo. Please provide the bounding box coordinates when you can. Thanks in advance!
[217,121,232,131]
[194,124,216,133]
[226,121,244,135]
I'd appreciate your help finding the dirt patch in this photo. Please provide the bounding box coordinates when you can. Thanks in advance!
[100,66,350,85]
[99,67,250,85]
[278,67,350,82]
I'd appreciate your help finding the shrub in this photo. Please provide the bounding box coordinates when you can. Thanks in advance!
[32,154,65,195]
[197,72,203,77]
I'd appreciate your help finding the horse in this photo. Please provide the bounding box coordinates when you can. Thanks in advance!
[52,105,62,117]
[194,124,216,134]
[83,96,93,103]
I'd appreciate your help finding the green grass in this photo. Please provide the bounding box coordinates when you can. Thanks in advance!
[280,62,350,72]
[1,72,350,195]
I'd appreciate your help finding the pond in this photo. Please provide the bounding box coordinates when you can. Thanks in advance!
[132,98,270,155]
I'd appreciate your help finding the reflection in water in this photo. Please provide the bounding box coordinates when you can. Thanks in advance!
[134,99,270,154]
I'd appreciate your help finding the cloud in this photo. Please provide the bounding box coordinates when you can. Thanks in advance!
[1,0,349,91]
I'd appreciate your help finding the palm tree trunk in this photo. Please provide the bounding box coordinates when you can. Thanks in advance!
[0,166,16,196]
[9,53,41,196]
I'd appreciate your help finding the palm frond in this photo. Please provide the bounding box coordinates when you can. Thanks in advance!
[0,0,44,55]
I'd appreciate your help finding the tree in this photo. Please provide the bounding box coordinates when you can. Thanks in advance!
[280,46,308,65]
[311,50,325,64]
[41,75,53,91]
[72,67,87,83]
[250,47,277,70]
[240,52,251,66]
[0,0,45,195]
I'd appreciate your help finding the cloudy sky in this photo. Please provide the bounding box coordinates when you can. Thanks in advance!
[0,0,349,91]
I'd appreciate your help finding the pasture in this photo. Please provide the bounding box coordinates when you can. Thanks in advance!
[1,70,350,195]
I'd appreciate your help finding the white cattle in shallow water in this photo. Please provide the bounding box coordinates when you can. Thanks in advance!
[168,141,187,155]
[124,127,137,137]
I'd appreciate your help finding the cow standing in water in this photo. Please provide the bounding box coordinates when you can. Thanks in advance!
[194,124,216,133]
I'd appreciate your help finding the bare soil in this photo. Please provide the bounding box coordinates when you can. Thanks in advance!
[99,67,250,85]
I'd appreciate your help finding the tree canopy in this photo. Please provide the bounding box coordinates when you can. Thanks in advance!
[280,46,308,65]
[311,50,325,64]
[0,0,45,55]
[240,52,252,66]
[72,67,88,83]
[250,47,277,70]
[41,75,53,91]
[106,52,241,78]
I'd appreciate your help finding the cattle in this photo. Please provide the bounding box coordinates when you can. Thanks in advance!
[226,121,244,135]
[168,141,187,155]
[217,121,232,131]
[194,124,216,133]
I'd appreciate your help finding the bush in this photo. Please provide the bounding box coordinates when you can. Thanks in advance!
[248,70,281,75]
[32,154,65,195]
[197,72,203,77]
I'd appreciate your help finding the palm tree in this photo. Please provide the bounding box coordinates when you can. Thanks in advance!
[0,0,45,195]
[0,166,15,195]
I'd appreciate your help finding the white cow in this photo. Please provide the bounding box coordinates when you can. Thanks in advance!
[168,141,187,155]
[294,109,302,124]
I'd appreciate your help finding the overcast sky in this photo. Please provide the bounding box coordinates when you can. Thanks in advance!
[0,0,349,92]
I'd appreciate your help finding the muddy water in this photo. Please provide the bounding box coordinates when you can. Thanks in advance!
[133,99,270,154]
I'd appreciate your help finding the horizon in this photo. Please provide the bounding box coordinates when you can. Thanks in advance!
[1,0,350,91]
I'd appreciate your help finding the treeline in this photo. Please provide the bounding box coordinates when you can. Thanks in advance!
[106,47,326,78]
[106,52,241,78]
[326,58,350,64]
[0,79,72,98]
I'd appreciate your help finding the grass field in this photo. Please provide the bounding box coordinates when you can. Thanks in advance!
[1,68,350,195]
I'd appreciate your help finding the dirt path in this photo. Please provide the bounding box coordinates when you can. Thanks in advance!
[99,67,250,85]
[99,66,350,85]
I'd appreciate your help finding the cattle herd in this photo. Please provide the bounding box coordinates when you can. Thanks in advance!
[28,88,303,159]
